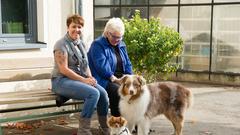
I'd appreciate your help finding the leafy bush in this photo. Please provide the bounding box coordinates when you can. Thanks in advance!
[122,10,183,81]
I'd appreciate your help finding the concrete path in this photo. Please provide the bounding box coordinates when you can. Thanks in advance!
[150,82,240,135]
[2,82,240,135]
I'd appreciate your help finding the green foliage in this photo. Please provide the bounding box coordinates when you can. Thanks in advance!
[122,10,183,81]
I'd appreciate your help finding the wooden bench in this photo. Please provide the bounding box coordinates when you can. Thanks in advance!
[0,89,84,135]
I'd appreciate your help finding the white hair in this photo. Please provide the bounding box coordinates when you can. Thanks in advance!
[103,17,125,37]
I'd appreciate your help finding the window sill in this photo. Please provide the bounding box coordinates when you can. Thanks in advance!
[0,42,47,51]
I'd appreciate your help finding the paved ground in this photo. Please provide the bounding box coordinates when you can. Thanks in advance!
[150,82,240,135]
[2,82,240,135]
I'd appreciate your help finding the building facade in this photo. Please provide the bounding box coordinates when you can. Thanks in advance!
[0,0,93,91]
[1,0,240,93]
[94,0,240,85]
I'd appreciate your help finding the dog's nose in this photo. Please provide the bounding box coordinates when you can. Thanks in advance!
[115,123,120,128]
[129,90,134,95]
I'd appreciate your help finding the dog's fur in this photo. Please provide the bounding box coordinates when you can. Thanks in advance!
[116,75,193,135]
[107,116,132,135]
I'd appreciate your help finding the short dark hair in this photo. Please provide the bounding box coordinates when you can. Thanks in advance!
[66,14,84,27]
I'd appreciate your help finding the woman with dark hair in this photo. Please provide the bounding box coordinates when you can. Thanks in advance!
[51,14,109,135]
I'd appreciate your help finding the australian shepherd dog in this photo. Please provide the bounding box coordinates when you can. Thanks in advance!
[107,116,132,135]
[116,75,193,135]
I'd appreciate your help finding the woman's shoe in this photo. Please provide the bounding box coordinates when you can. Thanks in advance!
[77,117,92,135]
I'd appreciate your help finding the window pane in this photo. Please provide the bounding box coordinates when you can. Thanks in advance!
[212,5,240,73]
[94,7,120,37]
[121,7,148,19]
[121,0,148,5]
[94,0,119,5]
[149,0,178,4]
[179,6,211,71]
[215,0,240,2]
[1,0,28,34]
[150,7,178,30]
[181,0,211,4]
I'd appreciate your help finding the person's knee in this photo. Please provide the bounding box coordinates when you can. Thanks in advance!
[91,90,100,100]
[102,91,109,101]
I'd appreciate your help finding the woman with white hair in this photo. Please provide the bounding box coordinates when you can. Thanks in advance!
[88,17,133,117]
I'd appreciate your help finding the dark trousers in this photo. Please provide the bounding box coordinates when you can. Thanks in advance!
[106,82,121,117]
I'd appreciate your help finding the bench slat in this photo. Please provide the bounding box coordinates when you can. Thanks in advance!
[0,95,56,104]
[0,92,55,98]
[0,81,84,135]
[0,90,52,97]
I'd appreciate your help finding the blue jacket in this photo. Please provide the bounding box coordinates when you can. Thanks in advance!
[88,36,133,88]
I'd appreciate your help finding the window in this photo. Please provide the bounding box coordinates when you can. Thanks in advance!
[0,0,40,50]
[94,0,240,74]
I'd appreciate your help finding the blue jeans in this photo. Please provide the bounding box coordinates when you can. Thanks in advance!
[51,77,109,118]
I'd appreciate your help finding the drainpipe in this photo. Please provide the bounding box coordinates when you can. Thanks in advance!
[75,0,82,16]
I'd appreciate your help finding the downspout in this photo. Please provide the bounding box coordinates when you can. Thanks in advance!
[75,0,82,16]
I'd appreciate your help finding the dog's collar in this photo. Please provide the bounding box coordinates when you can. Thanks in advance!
[113,127,129,135]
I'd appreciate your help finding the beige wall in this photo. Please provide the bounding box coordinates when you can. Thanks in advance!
[0,0,93,84]
[82,0,94,49]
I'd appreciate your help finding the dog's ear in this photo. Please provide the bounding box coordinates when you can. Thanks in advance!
[107,116,114,127]
[113,75,128,84]
[119,116,127,126]
[137,75,146,86]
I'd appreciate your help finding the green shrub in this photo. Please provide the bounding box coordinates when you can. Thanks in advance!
[122,10,183,82]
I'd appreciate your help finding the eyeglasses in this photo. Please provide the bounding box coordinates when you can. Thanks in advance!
[109,32,123,41]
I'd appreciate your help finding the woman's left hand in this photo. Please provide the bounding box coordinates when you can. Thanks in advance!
[86,76,97,86]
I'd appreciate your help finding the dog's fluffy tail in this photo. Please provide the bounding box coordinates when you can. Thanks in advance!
[186,88,194,108]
